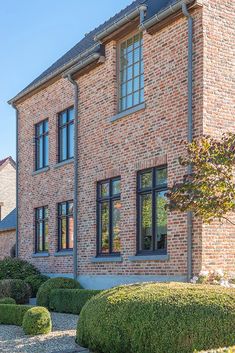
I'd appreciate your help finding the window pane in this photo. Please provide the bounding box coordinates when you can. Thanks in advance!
[134,34,140,48]
[112,179,121,195]
[101,202,109,253]
[121,83,126,98]
[140,171,152,189]
[38,137,43,169]
[112,200,121,253]
[44,134,49,166]
[68,108,74,122]
[68,123,74,159]
[127,51,133,66]
[60,111,67,125]
[140,194,152,251]
[68,202,74,215]
[60,127,67,161]
[140,75,144,89]
[68,216,74,249]
[134,63,140,77]
[134,48,140,63]
[120,42,127,57]
[127,80,132,95]
[44,220,49,251]
[156,191,167,250]
[61,218,67,249]
[38,123,43,135]
[44,207,49,219]
[120,57,128,71]
[120,70,127,83]
[101,182,109,198]
[127,66,132,80]
[133,91,140,106]
[44,120,48,133]
[61,203,67,216]
[38,207,43,219]
[134,77,139,92]
[140,88,144,103]
[120,97,126,112]
[127,38,133,52]
[156,168,167,186]
[126,95,132,109]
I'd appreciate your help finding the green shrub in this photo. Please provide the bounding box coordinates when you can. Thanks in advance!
[196,348,235,353]
[0,304,33,326]
[22,307,52,335]
[0,257,39,280]
[77,283,235,353]
[0,279,31,304]
[0,297,16,304]
[49,289,101,314]
[36,277,82,308]
[25,274,49,297]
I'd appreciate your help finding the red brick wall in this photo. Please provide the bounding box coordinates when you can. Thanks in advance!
[0,230,15,259]
[17,7,206,278]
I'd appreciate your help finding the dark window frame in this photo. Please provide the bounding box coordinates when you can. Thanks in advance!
[96,177,121,257]
[58,107,74,163]
[137,166,168,255]
[35,206,48,253]
[35,119,49,171]
[58,200,74,251]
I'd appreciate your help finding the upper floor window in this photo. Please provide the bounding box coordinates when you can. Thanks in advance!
[58,200,74,251]
[58,107,74,162]
[97,177,121,256]
[137,166,167,254]
[35,119,49,170]
[35,206,48,253]
[119,32,144,112]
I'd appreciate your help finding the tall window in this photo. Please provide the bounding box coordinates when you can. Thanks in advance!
[58,201,74,251]
[97,178,121,256]
[119,32,144,112]
[35,206,48,253]
[35,119,49,170]
[58,107,74,162]
[137,166,167,254]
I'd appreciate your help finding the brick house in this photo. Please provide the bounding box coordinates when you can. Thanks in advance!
[0,209,16,259]
[9,0,234,289]
[0,157,16,221]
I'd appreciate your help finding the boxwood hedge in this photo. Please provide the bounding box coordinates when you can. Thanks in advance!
[0,279,31,304]
[0,258,39,280]
[49,289,101,314]
[196,348,235,353]
[37,277,82,308]
[77,283,235,353]
[0,297,16,304]
[25,274,49,297]
[22,307,52,335]
[0,304,33,326]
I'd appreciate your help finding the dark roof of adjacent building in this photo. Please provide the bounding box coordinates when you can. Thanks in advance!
[0,157,16,169]
[10,0,178,103]
[0,209,16,232]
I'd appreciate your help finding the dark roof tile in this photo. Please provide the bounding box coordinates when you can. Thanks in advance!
[0,209,16,232]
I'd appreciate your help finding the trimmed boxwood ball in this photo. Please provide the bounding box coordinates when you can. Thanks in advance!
[25,274,49,297]
[77,283,235,353]
[0,279,31,304]
[0,304,33,326]
[36,277,82,308]
[0,257,39,280]
[49,289,102,314]
[22,307,52,335]
[0,297,16,304]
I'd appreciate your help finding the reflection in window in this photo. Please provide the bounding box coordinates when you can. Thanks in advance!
[35,206,48,253]
[137,166,167,254]
[97,178,121,255]
[58,107,74,162]
[58,200,74,251]
[35,120,49,170]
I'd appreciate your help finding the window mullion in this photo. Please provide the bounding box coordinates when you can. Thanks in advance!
[109,179,112,254]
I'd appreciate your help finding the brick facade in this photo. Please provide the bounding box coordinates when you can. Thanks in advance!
[14,1,234,288]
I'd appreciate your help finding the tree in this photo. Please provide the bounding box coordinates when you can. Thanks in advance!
[167,133,235,224]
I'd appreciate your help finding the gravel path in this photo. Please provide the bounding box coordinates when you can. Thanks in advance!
[0,312,90,353]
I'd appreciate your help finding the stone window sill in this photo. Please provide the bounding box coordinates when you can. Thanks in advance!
[54,251,73,257]
[110,102,146,123]
[32,167,50,176]
[91,256,123,263]
[54,158,74,169]
[32,252,50,258]
[129,254,169,262]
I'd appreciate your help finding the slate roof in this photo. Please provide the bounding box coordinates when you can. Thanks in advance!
[0,209,16,232]
[10,0,179,102]
[0,157,16,169]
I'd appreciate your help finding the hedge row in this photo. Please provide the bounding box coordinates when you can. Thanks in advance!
[0,304,51,335]
[77,283,235,353]
[196,348,235,353]
[0,258,39,280]
[0,279,31,304]
[49,289,101,314]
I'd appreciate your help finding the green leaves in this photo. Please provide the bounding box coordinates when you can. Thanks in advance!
[167,133,235,223]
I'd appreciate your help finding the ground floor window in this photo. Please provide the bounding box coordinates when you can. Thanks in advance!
[35,206,48,253]
[97,177,121,256]
[58,200,74,251]
[137,166,167,254]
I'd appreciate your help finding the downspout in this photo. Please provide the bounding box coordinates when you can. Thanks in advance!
[182,2,193,282]
[12,104,19,258]
[66,75,79,281]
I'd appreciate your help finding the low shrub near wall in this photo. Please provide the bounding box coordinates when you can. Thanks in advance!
[22,307,52,335]
[0,258,39,280]
[77,283,235,353]
[25,274,49,297]
[196,348,235,353]
[49,289,101,314]
[0,279,31,304]
[0,297,16,304]
[37,277,82,308]
[0,304,33,326]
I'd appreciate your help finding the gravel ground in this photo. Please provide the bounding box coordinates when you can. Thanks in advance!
[0,312,90,353]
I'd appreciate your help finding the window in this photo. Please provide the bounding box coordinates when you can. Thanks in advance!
[137,166,167,254]
[35,119,49,170]
[35,206,48,253]
[58,201,74,251]
[97,178,121,256]
[119,32,144,112]
[58,107,74,162]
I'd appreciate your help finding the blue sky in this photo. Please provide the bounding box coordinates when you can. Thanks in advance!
[0,0,132,161]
